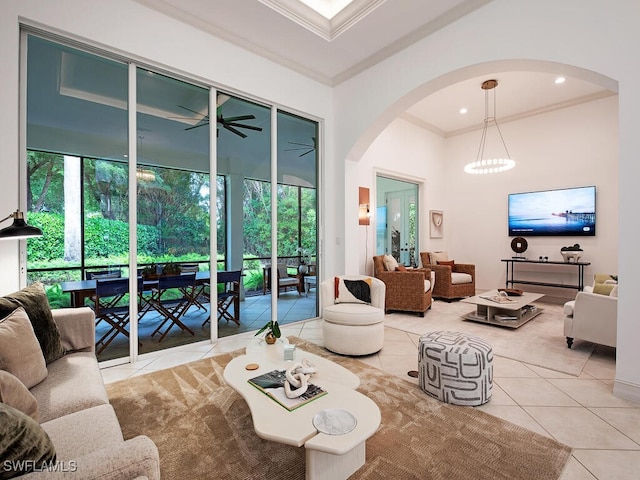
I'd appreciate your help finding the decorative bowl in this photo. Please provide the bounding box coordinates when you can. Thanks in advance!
[561,250,583,263]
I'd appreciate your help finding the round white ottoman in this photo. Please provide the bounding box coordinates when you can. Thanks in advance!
[322,303,385,356]
[418,331,493,406]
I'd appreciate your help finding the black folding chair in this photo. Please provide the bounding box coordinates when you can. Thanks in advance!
[149,273,197,342]
[92,278,131,355]
[202,270,242,327]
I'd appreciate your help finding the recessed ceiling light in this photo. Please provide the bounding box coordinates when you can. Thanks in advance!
[459,107,468,114]
[554,76,566,84]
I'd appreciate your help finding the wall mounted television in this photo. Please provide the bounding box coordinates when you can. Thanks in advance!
[508,186,596,236]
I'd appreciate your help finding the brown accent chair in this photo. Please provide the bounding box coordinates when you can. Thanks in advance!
[263,263,301,297]
[372,255,433,316]
[420,252,476,301]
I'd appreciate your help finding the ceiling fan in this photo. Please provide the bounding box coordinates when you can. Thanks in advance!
[174,105,263,138]
[285,137,316,157]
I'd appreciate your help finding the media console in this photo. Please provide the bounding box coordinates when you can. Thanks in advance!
[502,259,590,292]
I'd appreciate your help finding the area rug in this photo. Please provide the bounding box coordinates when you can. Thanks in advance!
[107,337,572,480]
[384,299,594,376]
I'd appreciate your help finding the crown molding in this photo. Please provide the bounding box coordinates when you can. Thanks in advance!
[258,0,386,41]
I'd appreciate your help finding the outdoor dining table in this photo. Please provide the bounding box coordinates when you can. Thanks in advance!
[61,271,212,308]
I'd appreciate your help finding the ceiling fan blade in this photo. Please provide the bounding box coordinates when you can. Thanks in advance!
[221,114,255,123]
[299,149,314,157]
[225,122,262,131]
[223,124,247,138]
[178,105,208,116]
[184,121,210,131]
[287,141,314,147]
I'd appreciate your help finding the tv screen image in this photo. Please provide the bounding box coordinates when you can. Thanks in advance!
[508,186,596,236]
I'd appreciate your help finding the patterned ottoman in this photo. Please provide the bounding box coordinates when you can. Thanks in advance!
[418,331,493,406]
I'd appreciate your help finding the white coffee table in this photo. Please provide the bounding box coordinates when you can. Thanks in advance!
[224,339,380,480]
[461,289,544,328]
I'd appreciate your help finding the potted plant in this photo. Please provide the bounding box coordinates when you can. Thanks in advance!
[162,262,182,275]
[255,320,281,344]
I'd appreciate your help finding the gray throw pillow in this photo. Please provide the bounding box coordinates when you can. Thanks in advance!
[0,308,48,389]
[0,370,40,421]
[0,402,56,479]
[0,283,65,364]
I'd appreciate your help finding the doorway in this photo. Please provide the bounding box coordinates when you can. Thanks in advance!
[375,176,418,267]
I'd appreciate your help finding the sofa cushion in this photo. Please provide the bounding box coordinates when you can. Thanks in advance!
[30,352,109,423]
[610,285,618,298]
[323,303,384,326]
[0,370,39,421]
[451,272,473,285]
[0,283,65,364]
[0,402,56,479]
[382,254,399,272]
[334,277,371,304]
[41,404,123,461]
[0,307,48,389]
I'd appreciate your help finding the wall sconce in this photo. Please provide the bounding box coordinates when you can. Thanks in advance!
[0,210,43,240]
[358,187,370,225]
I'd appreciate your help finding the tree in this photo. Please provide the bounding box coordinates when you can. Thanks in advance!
[63,156,81,262]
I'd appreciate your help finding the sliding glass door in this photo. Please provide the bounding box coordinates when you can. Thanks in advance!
[23,30,320,363]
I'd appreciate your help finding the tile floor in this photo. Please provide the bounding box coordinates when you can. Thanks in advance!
[101,305,640,480]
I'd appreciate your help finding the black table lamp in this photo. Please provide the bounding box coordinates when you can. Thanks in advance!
[0,210,43,240]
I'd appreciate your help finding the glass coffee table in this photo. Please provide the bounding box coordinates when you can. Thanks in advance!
[461,289,544,328]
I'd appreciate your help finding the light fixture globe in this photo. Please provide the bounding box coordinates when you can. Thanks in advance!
[464,79,515,175]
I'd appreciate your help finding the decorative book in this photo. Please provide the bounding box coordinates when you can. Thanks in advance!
[248,369,327,411]
[480,294,516,304]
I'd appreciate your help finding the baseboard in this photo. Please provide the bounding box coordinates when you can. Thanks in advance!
[613,378,640,404]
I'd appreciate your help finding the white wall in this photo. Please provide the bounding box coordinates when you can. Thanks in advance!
[336,0,639,401]
[359,97,618,302]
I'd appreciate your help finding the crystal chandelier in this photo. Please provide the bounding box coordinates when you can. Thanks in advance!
[464,79,515,175]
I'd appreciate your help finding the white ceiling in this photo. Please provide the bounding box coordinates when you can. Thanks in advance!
[133,0,616,135]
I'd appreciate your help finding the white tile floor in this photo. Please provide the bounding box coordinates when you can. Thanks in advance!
[101,314,640,480]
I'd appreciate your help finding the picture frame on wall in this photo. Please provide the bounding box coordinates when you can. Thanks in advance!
[430,210,443,238]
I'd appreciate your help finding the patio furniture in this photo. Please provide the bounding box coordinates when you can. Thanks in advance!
[149,273,197,342]
[202,270,242,327]
[263,263,301,297]
[92,278,131,354]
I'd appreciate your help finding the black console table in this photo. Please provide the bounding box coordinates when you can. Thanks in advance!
[501,259,590,292]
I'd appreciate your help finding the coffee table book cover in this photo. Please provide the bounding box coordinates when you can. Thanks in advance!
[248,370,328,411]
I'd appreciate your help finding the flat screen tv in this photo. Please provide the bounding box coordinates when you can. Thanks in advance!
[508,186,596,236]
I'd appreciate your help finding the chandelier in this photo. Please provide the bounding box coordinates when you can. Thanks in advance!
[464,79,515,175]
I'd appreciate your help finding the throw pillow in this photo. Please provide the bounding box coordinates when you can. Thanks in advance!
[610,285,618,298]
[382,254,399,272]
[0,403,56,479]
[395,265,407,272]
[0,370,39,421]
[0,308,48,389]
[0,283,65,364]
[437,260,455,268]
[429,251,449,265]
[334,277,372,304]
[592,283,615,296]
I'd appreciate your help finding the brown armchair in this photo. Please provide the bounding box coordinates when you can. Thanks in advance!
[372,255,433,316]
[420,252,475,301]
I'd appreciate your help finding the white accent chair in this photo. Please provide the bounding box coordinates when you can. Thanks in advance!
[563,284,617,349]
[320,276,385,356]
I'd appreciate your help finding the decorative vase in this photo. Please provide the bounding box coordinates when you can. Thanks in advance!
[298,264,308,275]
[265,332,277,345]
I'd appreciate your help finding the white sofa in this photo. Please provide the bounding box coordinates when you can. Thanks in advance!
[563,285,617,349]
[320,276,386,356]
[20,307,160,479]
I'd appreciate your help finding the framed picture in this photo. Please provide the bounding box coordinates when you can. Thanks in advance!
[430,210,443,238]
